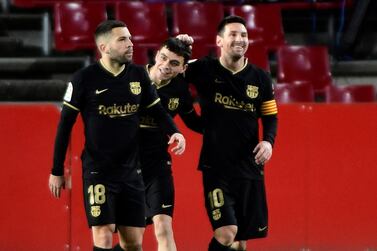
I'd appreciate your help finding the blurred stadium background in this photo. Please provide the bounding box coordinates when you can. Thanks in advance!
[0,0,376,250]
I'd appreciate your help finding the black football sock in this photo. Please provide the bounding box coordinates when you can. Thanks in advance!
[93,246,112,251]
[112,243,125,251]
[208,237,231,251]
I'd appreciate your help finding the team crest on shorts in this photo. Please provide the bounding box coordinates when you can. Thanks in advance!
[168,98,179,110]
[246,85,259,99]
[212,209,221,221]
[91,206,101,217]
[130,82,141,95]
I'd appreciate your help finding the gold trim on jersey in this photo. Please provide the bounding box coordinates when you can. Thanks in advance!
[63,101,80,111]
[145,64,172,89]
[99,59,125,77]
[261,100,278,115]
[181,108,194,114]
[146,98,161,108]
[140,124,159,128]
[219,58,248,75]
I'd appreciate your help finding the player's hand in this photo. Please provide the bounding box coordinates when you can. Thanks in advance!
[176,34,194,47]
[253,141,272,165]
[49,174,65,198]
[168,133,186,155]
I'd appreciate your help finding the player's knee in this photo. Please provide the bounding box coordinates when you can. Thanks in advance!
[154,220,173,240]
[92,226,113,248]
[231,240,247,251]
[214,226,237,246]
[124,242,142,251]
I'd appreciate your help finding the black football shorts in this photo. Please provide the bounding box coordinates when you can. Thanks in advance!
[202,169,268,240]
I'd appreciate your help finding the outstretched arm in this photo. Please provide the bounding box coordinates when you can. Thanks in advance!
[49,106,78,198]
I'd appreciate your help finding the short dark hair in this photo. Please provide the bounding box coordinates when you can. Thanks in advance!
[217,15,246,36]
[94,20,127,42]
[160,38,192,64]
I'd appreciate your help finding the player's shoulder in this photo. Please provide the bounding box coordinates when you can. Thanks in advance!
[127,63,148,74]
[189,56,217,67]
[173,73,187,84]
[70,62,100,85]
[169,73,189,91]
[246,63,271,81]
[76,62,100,75]
[188,56,217,76]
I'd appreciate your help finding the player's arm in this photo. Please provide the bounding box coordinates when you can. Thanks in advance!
[179,87,203,133]
[253,71,278,165]
[147,102,186,155]
[50,77,83,198]
[141,69,186,155]
[49,106,78,198]
[179,108,203,134]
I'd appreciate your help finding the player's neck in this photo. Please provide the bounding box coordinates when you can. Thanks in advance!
[148,64,170,87]
[219,56,246,74]
[148,65,159,83]
[99,58,125,76]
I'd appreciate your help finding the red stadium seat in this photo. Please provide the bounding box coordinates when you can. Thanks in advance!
[274,82,315,103]
[277,45,333,94]
[11,0,63,8]
[229,4,286,52]
[115,2,168,49]
[54,2,107,52]
[244,45,270,71]
[132,46,149,65]
[171,2,224,58]
[325,85,376,103]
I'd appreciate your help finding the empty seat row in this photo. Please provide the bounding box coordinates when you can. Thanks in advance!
[275,45,376,102]
[53,2,287,58]
[274,83,376,103]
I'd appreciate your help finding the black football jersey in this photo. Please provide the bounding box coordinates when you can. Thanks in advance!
[59,62,160,180]
[139,66,196,178]
[185,57,278,179]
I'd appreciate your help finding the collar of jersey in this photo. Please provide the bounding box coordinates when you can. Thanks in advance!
[145,64,172,89]
[99,59,126,77]
[218,58,248,75]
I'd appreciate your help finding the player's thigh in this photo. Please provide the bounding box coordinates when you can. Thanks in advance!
[83,178,116,226]
[116,175,146,227]
[235,179,268,240]
[202,171,237,230]
[145,173,175,220]
[117,226,145,245]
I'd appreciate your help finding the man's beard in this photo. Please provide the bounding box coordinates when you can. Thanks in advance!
[231,54,243,61]
[113,55,132,64]
[109,49,132,64]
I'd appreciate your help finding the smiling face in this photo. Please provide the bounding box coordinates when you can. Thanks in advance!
[99,27,133,64]
[217,22,249,61]
[153,46,187,81]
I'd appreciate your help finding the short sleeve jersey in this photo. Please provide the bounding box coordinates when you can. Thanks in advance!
[138,66,195,177]
[185,57,278,179]
[63,62,160,180]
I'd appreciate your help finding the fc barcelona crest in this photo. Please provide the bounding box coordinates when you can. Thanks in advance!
[212,209,222,221]
[91,206,101,217]
[246,85,259,99]
[130,82,141,95]
[168,98,179,111]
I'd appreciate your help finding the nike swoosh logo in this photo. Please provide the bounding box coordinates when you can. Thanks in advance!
[258,226,268,231]
[162,204,172,208]
[214,78,225,84]
[95,88,108,94]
